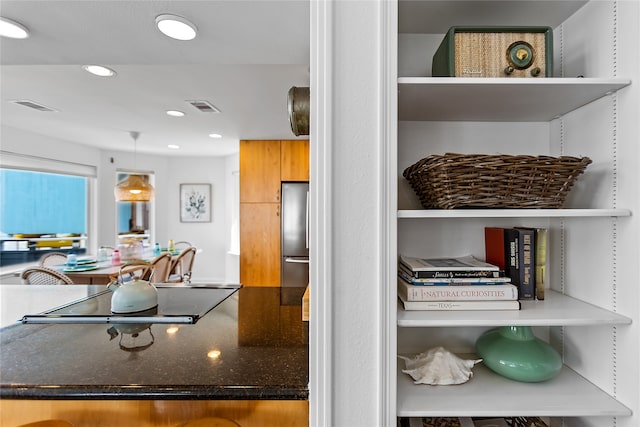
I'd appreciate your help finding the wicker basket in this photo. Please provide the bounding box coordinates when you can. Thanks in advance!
[403,153,592,209]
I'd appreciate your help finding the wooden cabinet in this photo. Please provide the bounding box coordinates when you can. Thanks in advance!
[0,399,308,427]
[391,1,638,425]
[281,140,310,181]
[240,140,281,203]
[240,140,309,287]
[240,203,281,287]
[238,287,307,346]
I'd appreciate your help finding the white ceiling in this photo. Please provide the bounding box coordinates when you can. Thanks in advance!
[0,0,310,157]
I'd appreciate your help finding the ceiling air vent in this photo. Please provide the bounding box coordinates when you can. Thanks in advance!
[10,100,58,112]
[187,100,220,113]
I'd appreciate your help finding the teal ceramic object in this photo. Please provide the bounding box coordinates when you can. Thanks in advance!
[475,326,562,382]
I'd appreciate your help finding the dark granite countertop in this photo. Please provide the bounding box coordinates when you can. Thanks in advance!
[0,285,308,400]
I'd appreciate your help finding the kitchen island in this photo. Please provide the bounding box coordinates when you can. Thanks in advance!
[0,285,308,427]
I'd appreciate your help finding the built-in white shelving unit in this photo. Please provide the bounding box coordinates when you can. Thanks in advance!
[397,291,632,328]
[397,363,631,418]
[398,77,631,121]
[392,0,638,425]
[397,209,632,219]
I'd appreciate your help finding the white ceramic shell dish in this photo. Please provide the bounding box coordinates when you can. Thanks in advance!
[399,346,481,385]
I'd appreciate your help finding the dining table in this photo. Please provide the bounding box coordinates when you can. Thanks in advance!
[54,250,181,284]
[57,262,123,284]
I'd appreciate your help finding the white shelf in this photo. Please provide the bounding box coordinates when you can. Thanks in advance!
[398,77,631,121]
[397,361,632,418]
[397,208,632,219]
[397,290,631,327]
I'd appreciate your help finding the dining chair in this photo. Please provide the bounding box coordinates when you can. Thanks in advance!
[109,259,152,284]
[167,246,197,284]
[38,252,68,267]
[174,240,192,250]
[145,252,173,283]
[21,266,75,285]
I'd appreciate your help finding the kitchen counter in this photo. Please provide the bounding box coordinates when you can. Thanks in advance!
[0,285,308,400]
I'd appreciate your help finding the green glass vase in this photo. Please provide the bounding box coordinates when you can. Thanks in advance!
[475,325,562,382]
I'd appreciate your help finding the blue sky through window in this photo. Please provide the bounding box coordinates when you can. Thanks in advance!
[0,169,87,235]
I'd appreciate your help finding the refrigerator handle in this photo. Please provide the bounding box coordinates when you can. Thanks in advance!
[305,190,309,249]
[285,257,310,264]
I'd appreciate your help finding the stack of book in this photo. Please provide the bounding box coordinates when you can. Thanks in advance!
[398,255,520,311]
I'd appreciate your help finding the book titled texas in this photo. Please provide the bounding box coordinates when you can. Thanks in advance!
[398,294,521,311]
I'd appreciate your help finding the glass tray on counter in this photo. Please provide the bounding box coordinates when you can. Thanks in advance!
[20,284,241,325]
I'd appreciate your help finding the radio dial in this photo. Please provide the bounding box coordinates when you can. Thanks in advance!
[507,41,535,70]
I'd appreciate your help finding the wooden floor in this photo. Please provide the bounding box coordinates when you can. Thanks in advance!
[1,400,309,427]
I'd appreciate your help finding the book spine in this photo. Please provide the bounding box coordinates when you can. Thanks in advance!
[484,227,507,271]
[399,298,521,311]
[535,228,548,300]
[399,261,501,279]
[398,264,415,283]
[504,228,520,297]
[517,228,536,300]
[399,281,518,301]
[399,255,498,271]
[407,277,512,285]
[398,264,508,285]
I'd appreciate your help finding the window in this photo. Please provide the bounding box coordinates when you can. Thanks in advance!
[0,168,89,266]
[116,172,153,247]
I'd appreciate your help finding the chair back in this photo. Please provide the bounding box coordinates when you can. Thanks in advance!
[109,260,152,284]
[39,252,68,267]
[174,240,192,250]
[146,252,173,283]
[168,246,197,283]
[21,266,74,285]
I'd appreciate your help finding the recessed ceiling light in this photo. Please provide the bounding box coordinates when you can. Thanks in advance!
[82,65,117,77]
[166,110,185,117]
[0,17,29,39]
[168,144,180,149]
[155,14,197,41]
[208,133,222,139]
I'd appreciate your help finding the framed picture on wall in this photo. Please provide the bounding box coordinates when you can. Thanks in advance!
[180,183,211,223]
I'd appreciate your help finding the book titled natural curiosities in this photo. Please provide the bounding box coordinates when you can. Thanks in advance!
[398,278,518,301]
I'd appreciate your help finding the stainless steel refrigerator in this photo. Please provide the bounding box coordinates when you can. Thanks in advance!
[281,182,309,288]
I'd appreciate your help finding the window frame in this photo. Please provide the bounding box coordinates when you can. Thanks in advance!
[115,169,156,249]
[0,151,97,266]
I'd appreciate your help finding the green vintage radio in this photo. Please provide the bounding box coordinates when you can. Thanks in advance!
[432,26,553,78]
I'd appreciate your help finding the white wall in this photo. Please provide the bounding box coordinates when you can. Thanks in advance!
[224,153,240,284]
[1,125,237,283]
[1,126,102,166]
[162,155,234,283]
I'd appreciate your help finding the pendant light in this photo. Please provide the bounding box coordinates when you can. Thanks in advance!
[114,131,155,202]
